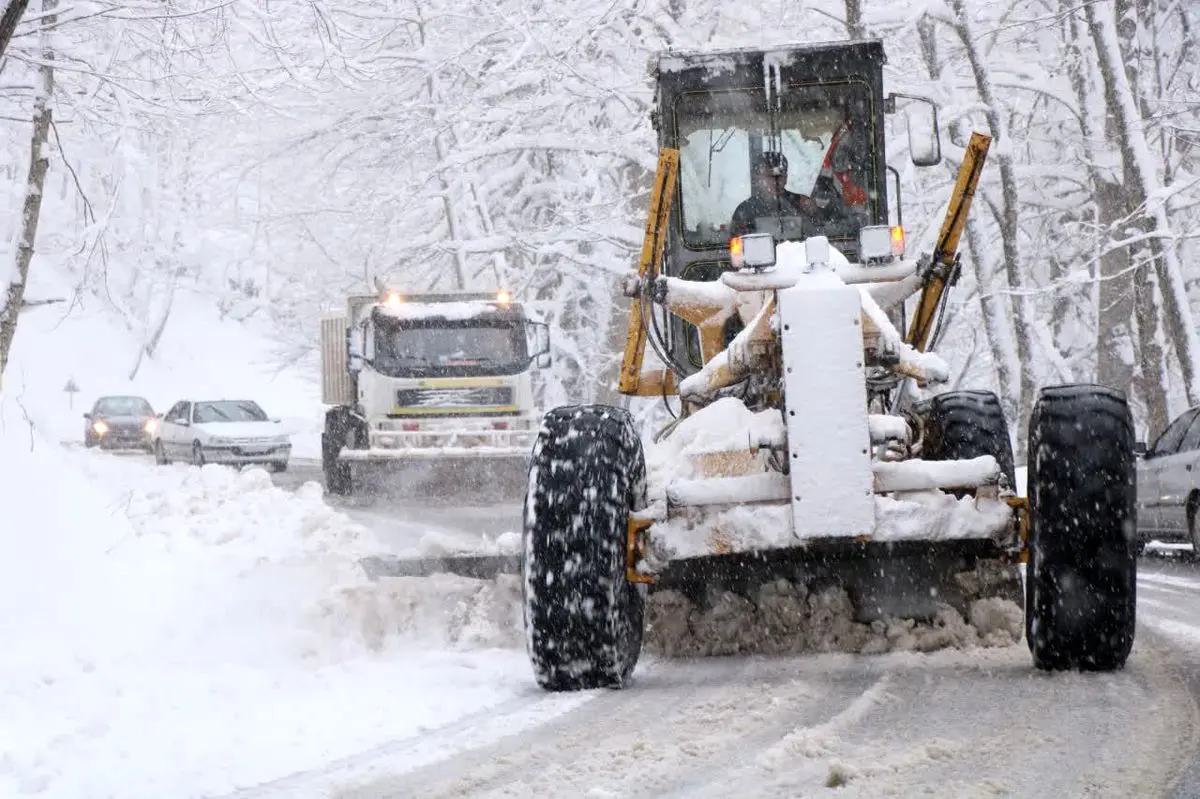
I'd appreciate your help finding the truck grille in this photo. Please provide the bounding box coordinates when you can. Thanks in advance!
[396,387,513,408]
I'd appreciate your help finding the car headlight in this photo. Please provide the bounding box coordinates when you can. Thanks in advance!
[92,420,109,435]
[144,419,158,433]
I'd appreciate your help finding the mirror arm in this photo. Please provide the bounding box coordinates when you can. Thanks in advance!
[886,165,902,227]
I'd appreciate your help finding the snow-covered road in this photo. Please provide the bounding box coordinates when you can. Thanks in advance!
[262,460,1200,798]
[312,640,1195,799]
[13,445,1200,798]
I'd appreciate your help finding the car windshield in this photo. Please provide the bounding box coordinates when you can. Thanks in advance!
[192,401,268,424]
[94,397,153,416]
[374,319,529,378]
[675,81,876,248]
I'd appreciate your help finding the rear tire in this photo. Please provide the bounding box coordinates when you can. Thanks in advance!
[523,405,647,692]
[1026,384,1136,672]
[922,389,1016,491]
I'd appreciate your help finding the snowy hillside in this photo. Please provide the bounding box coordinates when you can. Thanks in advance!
[6,262,324,453]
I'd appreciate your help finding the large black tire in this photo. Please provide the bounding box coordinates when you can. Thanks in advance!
[322,408,358,496]
[1026,384,1137,672]
[522,405,647,692]
[922,389,1017,491]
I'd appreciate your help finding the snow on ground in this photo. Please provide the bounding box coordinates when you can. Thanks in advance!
[0,397,532,799]
[6,281,324,458]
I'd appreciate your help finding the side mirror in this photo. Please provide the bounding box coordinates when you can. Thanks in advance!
[1135,441,1148,457]
[529,321,551,368]
[179,418,191,427]
[82,412,91,419]
[890,92,942,167]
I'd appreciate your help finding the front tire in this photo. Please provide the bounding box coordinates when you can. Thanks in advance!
[191,441,206,467]
[1026,384,1136,672]
[269,461,288,474]
[154,440,170,465]
[523,405,647,692]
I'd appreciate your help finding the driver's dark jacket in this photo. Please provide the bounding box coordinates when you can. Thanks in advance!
[730,190,820,236]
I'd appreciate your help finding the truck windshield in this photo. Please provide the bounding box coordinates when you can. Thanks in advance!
[675,81,876,248]
[374,319,529,378]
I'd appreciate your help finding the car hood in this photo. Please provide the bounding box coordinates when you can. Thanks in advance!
[194,421,287,439]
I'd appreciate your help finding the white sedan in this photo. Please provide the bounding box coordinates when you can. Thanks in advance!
[1136,405,1200,552]
[152,399,292,471]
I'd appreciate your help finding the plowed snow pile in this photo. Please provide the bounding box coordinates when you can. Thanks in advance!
[645,585,1024,657]
[0,405,533,799]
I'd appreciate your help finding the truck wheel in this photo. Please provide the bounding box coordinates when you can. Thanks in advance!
[523,405,647,692]
[322,409,356,496]
[921,389,1016,491]
[1026,384,1136,672]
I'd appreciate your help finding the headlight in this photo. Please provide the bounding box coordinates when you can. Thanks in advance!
[92,420,109,435]
[859,225,906,262]
[730,233,777,270]
[144,419,158,433]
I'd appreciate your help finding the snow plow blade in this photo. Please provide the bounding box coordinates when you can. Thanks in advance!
[340,451,529,502]
[359,553,522,580]
[358,538,1020,624]
[648,539,1022,623]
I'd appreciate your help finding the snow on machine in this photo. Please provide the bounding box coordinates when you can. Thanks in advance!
[373,38,1138,689]
[319,287,551,502]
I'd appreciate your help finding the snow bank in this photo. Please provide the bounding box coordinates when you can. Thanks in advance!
[0,398,531,798]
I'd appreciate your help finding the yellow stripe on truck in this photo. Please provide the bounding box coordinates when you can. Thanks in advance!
[390,405,520,416]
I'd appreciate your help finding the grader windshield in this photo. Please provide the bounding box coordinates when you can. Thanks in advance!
[676,82,877,248]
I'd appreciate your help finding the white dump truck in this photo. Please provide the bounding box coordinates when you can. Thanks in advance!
[319,288,550,499]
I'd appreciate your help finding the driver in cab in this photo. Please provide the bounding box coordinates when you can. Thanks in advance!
[730,151,827,237]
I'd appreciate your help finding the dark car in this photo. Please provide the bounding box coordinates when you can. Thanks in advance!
[84,395,157,451]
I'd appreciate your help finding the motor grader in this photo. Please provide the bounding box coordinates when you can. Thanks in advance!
[520,39,1138,691]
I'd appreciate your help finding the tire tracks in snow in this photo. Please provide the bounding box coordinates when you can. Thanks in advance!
[335,640,1194,799]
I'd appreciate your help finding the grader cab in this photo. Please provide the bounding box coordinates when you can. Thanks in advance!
[520,39,1138,692]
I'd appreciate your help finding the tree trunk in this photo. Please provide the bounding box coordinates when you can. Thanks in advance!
[1088,0,1200,409]
[0,0,55,385]
[843,0,864,39]
[947,0,1035,456]
[964,222,1020,430]
[0,0,30,61]
[1063,6,1138,399]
